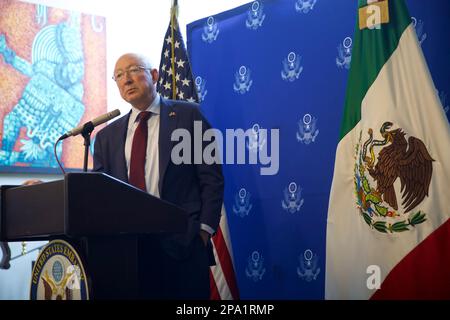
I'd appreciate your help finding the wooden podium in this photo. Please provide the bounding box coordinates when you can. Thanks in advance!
[0,172,188,299]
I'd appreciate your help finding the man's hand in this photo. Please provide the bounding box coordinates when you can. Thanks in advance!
[199,230,210,247]
[22,179,43,186]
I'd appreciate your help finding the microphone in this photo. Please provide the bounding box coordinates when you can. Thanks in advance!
[59,109,121,140]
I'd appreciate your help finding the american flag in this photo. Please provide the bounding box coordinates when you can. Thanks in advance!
[157,2,239,300]
[209,206,240,300]
[156,5,198,102]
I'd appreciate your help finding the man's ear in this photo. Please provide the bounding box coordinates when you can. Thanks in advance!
[151,69,159,84]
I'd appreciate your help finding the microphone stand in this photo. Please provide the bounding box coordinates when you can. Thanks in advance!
[80,122,95,172]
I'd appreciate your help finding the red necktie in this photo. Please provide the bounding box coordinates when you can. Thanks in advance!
[129,111,151,191]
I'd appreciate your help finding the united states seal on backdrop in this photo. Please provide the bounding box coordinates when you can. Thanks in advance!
[282,182,304,213]
[336,36,352,70]
[281,52,303,82]
[411,17,427,46]
[354,122,434,234]
[233,65,253,94]
[233,187,253,218]
[246,1,266,30]
[297,249,320,282]
[296,113,319,144]
[201,16,219,43]
[295,0,317,14]
[246,124,266,152]
[195,76,207,102]
[245,251,266,282]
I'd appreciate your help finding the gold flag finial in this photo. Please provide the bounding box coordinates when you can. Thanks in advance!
[171,0,178,21]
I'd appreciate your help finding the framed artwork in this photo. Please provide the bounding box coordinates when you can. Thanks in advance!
[0,0,107,173]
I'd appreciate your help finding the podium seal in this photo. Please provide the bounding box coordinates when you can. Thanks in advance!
[30,240,89,300]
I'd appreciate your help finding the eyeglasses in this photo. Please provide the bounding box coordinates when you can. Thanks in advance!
[112,65,150,82]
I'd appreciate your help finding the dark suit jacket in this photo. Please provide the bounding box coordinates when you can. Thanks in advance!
[93,98,224,261]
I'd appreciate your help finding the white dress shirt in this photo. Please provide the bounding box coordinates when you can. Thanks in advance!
[125,94,161,198]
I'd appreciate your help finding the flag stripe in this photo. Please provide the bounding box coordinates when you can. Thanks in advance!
[211,223,240,299]
[209,269,221,300]
[339,0,411,139]
[370,218,450,299]
[210,242,232,300]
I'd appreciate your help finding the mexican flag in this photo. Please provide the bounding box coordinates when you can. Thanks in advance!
[325,0,450,299]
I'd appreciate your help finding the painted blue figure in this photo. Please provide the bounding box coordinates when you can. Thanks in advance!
[0,9,85,168]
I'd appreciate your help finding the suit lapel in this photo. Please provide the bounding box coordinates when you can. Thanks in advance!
[158,98,178,194]
[115,112,131,183]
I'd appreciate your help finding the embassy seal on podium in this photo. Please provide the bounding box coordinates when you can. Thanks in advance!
[30,239,89,300]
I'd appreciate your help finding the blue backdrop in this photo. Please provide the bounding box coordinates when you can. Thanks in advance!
[187,0,450,299]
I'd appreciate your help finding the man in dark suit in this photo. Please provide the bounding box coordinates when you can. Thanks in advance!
[93,53,224,299]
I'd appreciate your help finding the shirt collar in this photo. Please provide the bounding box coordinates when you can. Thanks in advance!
[130,94,161,123]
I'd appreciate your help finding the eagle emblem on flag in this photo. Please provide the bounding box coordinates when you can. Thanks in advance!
[354,122,434,233]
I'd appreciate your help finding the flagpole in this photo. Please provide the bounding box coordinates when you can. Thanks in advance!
[170,0,178,100]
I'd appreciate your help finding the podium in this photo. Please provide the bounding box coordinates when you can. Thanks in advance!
[0,172,188,299]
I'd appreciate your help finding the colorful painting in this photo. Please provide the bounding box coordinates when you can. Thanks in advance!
[0,0,106,173]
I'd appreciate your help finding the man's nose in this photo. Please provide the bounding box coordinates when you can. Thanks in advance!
[123,74,133,84]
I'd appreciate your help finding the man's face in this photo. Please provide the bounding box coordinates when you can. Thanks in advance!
[114,54,158,110]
